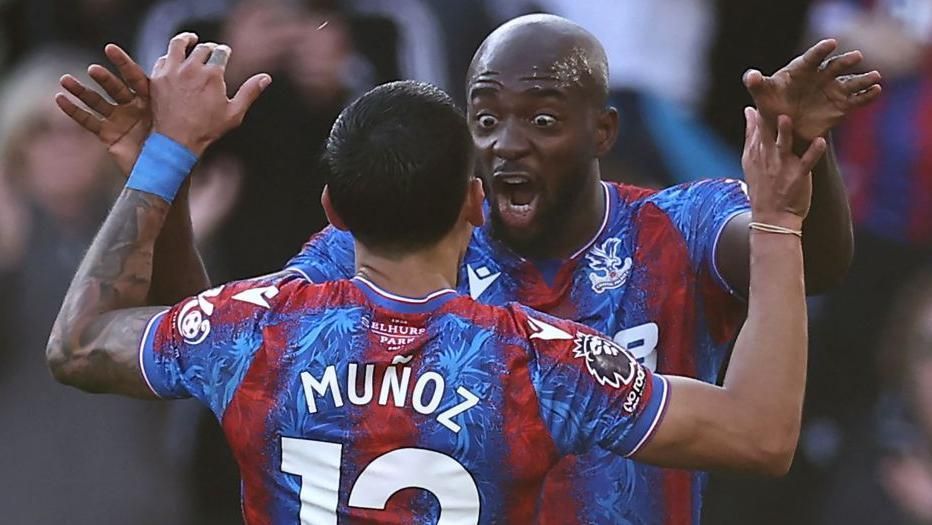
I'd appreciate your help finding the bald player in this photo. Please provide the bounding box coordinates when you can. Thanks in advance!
[59,15,881,525]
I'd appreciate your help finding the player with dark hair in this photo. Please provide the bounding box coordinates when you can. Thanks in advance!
[57,14,881,524]
[49,34,822,523]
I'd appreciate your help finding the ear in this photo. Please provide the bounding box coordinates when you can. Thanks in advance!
[464,177,485,227]
[321,185,349,231]
[595,106,619,157]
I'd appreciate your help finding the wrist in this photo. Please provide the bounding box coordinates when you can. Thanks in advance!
[152,125,210,157]
[125,133,198,203]
[750,211,804,231]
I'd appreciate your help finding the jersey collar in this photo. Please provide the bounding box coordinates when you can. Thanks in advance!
[351,276,458,314]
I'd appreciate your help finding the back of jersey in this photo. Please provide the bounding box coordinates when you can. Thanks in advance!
[140,272,667,524]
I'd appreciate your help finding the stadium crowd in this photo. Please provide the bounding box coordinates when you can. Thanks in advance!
[0,0,929,523]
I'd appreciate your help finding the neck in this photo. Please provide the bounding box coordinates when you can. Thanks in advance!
[354,240,461,298]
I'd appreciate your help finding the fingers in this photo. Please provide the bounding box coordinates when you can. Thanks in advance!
[742,69,766,97]
[775,114,793,155]
[849,84,883,107]
[60,74,115,117]
[105,43,150,96]
[801,38,838,69]
[799,137,827,173]
[165,32,198,67]
[87,64,134,104]
[206,45,231,68]
[188,42,217,64]
[228,73,272,123]
[840,70,882,94]
[54,92,102,134]
[821,50,863,77]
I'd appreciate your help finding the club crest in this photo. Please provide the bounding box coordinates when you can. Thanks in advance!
[586,238,632,293]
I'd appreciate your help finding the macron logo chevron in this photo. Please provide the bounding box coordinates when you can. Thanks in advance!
[232,286,279,309]
[467,265,500,299]
[526,316,573,341]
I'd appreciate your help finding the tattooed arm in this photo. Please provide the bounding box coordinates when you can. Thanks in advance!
[47,35,270,396]
[46,191,173,397]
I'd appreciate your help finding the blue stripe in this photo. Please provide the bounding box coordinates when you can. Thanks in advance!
[864,77,921,242]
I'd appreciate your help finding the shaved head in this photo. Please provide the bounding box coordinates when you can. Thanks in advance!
[468,14,609,106]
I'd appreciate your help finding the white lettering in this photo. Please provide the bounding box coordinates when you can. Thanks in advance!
[378,366,411,407]
[412,372,445,414]
[347,363,374,405]
[436,387,480,433]
[301,367,344,414]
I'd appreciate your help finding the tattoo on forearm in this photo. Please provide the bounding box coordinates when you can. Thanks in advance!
[49,189,171,397]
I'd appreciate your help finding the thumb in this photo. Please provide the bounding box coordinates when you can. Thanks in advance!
[228,73,272,124]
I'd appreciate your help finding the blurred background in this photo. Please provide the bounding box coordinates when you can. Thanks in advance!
[0,0,929,523]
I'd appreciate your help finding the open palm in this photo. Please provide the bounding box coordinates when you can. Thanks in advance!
[56,44,152,176]
[745,39,882,143]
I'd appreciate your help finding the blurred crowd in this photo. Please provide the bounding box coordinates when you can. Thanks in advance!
[0,0,929,523]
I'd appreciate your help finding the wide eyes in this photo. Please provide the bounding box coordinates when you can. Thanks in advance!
[477,114,499,129]
[474,113,558,130]
[532,114,557,127]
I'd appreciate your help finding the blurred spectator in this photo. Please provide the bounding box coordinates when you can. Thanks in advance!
[807,0,932,439]
[819,271,932,524]
[0,48,196,525]
[135,0,448,89]
[484,0,742,187]
[2,0,155,66]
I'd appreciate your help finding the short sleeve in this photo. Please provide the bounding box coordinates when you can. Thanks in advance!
[139,275,289,417]
[285,226,356,283]
[647,178,750,295]
[514,306,669,458]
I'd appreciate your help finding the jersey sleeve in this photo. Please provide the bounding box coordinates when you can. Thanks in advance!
[513,305,670,458]
[646,178,750,295]
[138,274,289,417]
[284,225,356,283]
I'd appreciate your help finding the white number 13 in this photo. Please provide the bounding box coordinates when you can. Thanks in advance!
[281,437,481,524]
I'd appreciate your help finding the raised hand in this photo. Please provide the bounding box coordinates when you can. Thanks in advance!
[56,43,152,175]
[149,34,271,156]
[744,39,882,143]
[741,108,826,228]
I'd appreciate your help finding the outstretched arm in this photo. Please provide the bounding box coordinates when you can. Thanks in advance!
[56,36,210,304]
[47,37,269,396]
[717,39,881,295]
[634,110,824,475]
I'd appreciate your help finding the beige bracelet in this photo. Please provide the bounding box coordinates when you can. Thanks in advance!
[748,221,803,238]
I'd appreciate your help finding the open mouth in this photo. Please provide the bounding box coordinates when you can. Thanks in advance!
[492,172,540,230]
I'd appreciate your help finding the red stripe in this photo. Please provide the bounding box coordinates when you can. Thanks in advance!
[222,324,291,525]
[342,324,422,523]
[500,342,564,523]
[636,205,697,525]
[842,103,882,227]
[909,75,932,243]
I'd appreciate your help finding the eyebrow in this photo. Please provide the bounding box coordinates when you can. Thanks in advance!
[469,84,501,99]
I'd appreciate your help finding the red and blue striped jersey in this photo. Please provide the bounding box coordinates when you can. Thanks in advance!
[139,272,668,524]
[288,179,750,524]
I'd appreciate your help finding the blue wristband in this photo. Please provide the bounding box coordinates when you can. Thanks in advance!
[125,133,198,203]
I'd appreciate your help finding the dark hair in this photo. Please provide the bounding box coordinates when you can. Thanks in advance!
[325,80,473,253]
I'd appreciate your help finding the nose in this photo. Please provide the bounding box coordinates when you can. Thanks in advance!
[491,119,531,161]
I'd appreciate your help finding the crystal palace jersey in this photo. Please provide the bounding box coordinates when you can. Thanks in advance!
[287,179,750,525]
[139,273,668,524]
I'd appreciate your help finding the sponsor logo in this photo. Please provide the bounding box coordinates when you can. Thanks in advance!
[586,238,632,293]
[232,285,279,308]
[467,265,500,299]
[572,332,637,389]
[526,316,573,341]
